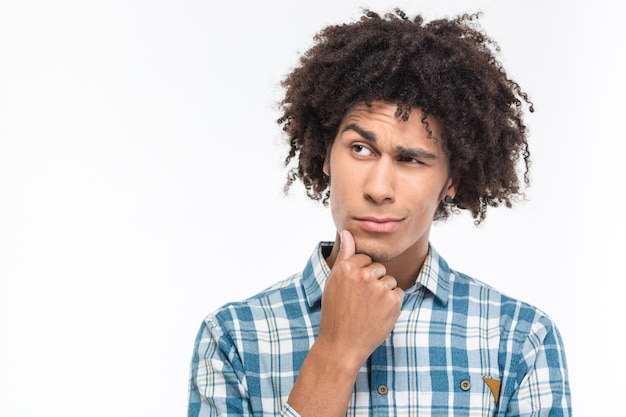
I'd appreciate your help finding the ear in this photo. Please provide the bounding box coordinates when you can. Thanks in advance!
[322,142,332,176]
[443,172,460,200]
[323,158,330,176]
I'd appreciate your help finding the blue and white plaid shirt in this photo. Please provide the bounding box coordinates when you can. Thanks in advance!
[188,242,571,416]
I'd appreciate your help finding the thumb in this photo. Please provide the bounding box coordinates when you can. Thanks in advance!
[337,229,356,260]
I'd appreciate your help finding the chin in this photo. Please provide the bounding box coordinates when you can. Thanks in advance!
[354,241,399,263]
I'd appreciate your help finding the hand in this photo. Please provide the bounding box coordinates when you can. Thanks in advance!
[318,230,405,367]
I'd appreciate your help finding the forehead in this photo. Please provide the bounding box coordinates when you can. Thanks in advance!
[338,101,444,145]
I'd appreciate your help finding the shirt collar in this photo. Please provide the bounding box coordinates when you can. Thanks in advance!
[301,242,452,308]
[412,244,451,305]
[301,242,332,308]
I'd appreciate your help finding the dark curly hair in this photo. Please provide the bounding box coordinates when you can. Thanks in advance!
[278,8,533,224]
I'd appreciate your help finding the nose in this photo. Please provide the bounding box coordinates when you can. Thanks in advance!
[363,158,395,204]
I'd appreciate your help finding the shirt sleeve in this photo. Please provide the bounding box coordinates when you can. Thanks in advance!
[187,317,302,417]
[187,316,254,416]
[506,315,572,416]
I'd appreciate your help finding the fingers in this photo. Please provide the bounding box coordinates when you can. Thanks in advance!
[337,229,356,261]
[393,286,405,303]
[380,275,397,290]
[334,230,403,301]
[379,276,405,304]
[336,230,386,278]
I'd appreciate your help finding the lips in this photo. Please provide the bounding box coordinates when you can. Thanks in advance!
[355,217,403,233]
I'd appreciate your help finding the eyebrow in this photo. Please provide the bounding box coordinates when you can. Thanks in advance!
[342,123,377,142]
[342,123,439,160]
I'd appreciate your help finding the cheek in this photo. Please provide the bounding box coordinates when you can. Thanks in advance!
[328,182,349,221]
[329,204,349,236]
[328,171,363,230]
[401,182,443,218]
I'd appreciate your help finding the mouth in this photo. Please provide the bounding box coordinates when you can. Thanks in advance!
[354,217,403,233]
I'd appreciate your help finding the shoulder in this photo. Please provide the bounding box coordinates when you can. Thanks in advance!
[204,271,306,333]
[447,267,559,336]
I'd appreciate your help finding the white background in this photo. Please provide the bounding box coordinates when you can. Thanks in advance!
[0,0,623,416]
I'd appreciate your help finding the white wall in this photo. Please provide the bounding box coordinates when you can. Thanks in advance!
[0,0,622,415]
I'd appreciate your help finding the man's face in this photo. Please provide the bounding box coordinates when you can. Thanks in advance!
[324,101,457,264]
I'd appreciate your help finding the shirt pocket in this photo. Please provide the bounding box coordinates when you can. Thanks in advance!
[417,371,499,416]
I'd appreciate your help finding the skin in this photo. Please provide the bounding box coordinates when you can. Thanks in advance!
[287,101,459,417]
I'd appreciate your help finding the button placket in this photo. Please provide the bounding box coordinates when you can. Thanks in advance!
[370,344,391,415]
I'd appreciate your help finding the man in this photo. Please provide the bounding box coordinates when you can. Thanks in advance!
[188,9,571,416]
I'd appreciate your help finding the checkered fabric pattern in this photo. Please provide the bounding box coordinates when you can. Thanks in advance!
[188,242,571,416]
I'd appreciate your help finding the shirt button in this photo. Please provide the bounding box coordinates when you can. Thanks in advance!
[460,380,471,391]
[377,385,388,395]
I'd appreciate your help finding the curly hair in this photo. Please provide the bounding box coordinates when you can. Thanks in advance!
[278,8,533,224]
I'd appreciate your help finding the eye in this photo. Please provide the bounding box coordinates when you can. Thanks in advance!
[351,143,373,157]
[397,151,428,165]
[398,155,423,164]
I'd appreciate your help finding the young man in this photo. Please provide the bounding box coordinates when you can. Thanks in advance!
[188,9,571,417]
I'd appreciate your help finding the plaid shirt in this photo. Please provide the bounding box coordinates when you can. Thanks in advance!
[188,242,571,416]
